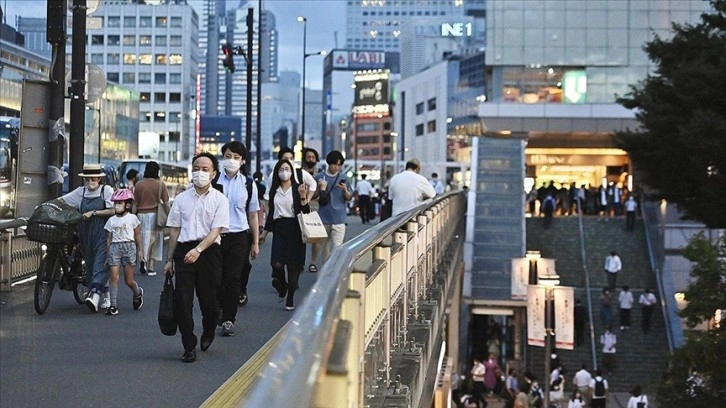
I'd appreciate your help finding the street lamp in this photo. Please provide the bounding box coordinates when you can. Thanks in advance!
[86,105,101,162]
[540,274,560,408]
[297,15,326,151]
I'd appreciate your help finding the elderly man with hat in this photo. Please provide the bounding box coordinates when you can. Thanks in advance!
[60,163,116,312]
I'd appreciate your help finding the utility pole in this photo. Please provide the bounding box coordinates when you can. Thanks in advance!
[46,0,66,199]
[69,0,87,189]
[245,8,253,171]
[256,0,263,173]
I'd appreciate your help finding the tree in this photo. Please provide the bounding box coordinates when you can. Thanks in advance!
[616,0,726,228]
[655,232,726,408]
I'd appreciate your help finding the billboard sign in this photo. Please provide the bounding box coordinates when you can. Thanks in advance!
[352,71,390,118]
[332,50,386,70]
[527,285,546,347]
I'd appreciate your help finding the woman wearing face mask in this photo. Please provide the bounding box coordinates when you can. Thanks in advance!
[60,163,116,312]
[132,161,170,276]
[259,159,310,310]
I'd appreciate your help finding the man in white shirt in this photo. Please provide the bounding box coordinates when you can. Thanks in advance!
[355,174,374,223]
[573,363,593,398]
[639,288,657,333]
[600,326,617,375]
[430,172,445,195]
[618,285,634,330]
[589,369,609,408]
[604,251,622,290]
[388,159,436,216]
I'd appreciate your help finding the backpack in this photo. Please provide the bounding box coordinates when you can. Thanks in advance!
[244,176,254,212]
[530,384,543,408]
[636,395,647,408]
[594,378,606,397]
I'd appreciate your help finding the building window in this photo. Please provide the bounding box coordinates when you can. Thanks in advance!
[168,131,180,142]
[427,97,436,111]
[155,73,166,83]
[156,17,168,28]
[123,54,136,64]
[356,123,380,132]
[91,35,103,45]
[91,53,104,64]
[169,112,181,123]
[141,111,151,122]
[123,35,135,46]
[156,35,167,46]
[383,122,391,130]
[427,120,436,133]
[156,54,167,65]
[155,92,166,102]
[415,123,424,136]
[107,35,120,46]
[107,72,119,83]
[140,17,152,27]
[123,16,135,27]
[170,17,182,28]
[139,35,152,46]
[154,111,166,121]
[123,73,135,84]
[415,102,424,115]
[170,36,182,46]
[169,93,181,102]
[107,16,120,27]
[138,54,152,64]
[107,53,120,64]
[139,73,151,84]
[168,54,183,65]
[140,92,150,102]
[169,73,181,84]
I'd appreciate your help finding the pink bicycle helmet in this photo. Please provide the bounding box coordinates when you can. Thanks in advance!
[111,188,135,202]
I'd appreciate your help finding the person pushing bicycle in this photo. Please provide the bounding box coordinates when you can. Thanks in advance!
[59,163,115,313]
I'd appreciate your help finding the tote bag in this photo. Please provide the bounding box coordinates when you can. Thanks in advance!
[297,211,328,244]
[158,275,177,336]
[156,181,169,228]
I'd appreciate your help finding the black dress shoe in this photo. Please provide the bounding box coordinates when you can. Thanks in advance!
[200,335,214,351]
[181,349,196,363]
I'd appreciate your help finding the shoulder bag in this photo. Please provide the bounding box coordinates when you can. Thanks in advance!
[156,180,169,228]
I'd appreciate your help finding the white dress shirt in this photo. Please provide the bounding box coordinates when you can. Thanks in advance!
[388,170,436,215]
[270,186,297,219]
[166,187,229,244]
[264,168,316,200]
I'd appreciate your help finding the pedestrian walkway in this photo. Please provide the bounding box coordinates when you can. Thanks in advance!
[0,216,374,408]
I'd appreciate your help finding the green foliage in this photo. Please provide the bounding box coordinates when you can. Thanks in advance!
[656,232,726,407]
[616,0,726,228]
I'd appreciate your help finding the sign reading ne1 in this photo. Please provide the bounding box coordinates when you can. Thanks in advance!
[441,22,472,37]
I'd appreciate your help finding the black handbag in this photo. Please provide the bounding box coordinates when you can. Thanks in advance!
[158,275,177,336]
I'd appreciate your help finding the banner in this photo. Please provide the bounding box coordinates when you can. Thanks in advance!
[537,258,556,278]
[511,258,528,300]
[527,285,545,347]
[554,286,575,350]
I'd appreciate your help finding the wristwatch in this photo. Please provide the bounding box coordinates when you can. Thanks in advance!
[195,246,203,254]
[92,210,97,216]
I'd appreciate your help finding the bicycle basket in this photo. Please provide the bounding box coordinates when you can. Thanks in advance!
[26,222,76,244]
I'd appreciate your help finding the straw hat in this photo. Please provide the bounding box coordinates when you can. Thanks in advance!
[78,163,106,178]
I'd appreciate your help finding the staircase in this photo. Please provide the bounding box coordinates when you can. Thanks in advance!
[525,215,670,393]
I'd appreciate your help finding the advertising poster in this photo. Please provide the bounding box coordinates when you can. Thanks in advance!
[511,258,528,300]
[527,285,545,347]
[554,286,575,350]
[537,258,556,278]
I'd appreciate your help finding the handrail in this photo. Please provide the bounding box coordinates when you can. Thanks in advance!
[575,199,598,370]
[0,217,28,231]
[242,192,463,407]
[641,201,682,351]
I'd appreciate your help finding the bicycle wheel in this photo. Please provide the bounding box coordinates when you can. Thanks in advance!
[34,252,59,315]
[72,276,88,305]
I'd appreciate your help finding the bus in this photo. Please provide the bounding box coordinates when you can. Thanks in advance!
[117,159,190,199]
[0,117,19,218]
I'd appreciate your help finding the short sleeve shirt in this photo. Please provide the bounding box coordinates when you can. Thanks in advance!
[62,185,114,210]
[217,172,260,233]
[166,187,229,244]
[104,213,141,243]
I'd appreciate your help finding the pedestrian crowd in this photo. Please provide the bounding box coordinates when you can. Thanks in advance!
[58,150,442,363]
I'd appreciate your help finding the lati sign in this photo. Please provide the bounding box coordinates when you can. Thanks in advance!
[441,22,472,37]
[332,50,386,70]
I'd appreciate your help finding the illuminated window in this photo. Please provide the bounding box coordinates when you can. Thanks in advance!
[139,35,152,46]
[140,92,150,102]
[123,54,137,64]
[156,17,168,28]
[168,54,183,65]
[155,54,167,64]
[138,54,153,65]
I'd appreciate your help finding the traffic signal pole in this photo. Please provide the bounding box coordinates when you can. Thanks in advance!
[46,0,66,199]
[69,0,87,189]
[245,8,253,169]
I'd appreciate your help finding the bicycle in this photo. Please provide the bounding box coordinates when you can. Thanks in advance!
[26,221,87,315]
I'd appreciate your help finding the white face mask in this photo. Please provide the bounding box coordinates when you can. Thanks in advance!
[223,159,242,172]
[192,171,212,188]
[278,170,292,181]
[114,203,126,213]
[87,181,99,190]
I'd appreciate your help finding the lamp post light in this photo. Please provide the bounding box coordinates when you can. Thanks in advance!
[297,15,326,151]
[540,274,560,408]
[86,105,101,162]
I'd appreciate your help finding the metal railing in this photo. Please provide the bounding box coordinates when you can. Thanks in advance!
[641,200,683,351]
[0,218,42,291]
[574,200,599,370]
[242,192,466,408]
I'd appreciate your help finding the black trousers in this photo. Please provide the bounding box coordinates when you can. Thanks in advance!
[642,305,654,333]
[358,195,371,222]
[620,308,631,328]
[626,211,636,231]
[219,231,251,323]
[174,242,222,352]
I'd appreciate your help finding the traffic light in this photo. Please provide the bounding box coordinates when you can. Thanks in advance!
[222,43,235,73]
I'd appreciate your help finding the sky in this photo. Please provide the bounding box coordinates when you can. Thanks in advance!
[1,0,347,89]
